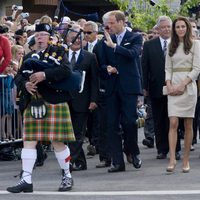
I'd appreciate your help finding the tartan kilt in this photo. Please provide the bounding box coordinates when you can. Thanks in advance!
[23,102,75,142]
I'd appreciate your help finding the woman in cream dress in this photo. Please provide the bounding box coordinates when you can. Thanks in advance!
[165,16,200,173]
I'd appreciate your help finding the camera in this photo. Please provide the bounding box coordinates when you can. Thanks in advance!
[12,5,23,11]
[21,12,29,18]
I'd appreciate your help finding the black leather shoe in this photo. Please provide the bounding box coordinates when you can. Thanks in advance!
[36,153,48,167]
[142,139,154,148]
[132,155,142,169]
[96,161,111,168]
[58,175,73,191]
[175,152,181,160]
[156,153,167,159]
[108,164,125,173]
[7,180,33,193]
[72,164,87,171]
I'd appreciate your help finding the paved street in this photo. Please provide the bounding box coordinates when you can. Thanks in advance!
[1,128,200,200]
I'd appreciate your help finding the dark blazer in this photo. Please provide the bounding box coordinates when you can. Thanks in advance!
[142,37,166,98]
[69,49,99,112]
[101,30,143,96]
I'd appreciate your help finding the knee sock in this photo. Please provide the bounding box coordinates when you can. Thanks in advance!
[21,148,37,184]
[55,146,71,178]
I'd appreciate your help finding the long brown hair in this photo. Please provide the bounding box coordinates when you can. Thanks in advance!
[169,16,193,57]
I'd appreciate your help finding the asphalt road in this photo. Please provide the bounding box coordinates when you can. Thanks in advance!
[1,128,200,200]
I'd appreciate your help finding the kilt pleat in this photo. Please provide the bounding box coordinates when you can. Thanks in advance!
[23,102,75,142]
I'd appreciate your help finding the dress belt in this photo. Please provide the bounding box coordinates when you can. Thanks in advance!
[172,67,192,72]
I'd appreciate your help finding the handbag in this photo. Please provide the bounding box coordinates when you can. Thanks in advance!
[162,86,168,95]
[30,94,47,119]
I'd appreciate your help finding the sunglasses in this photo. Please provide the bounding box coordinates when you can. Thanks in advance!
[83,31,94,35]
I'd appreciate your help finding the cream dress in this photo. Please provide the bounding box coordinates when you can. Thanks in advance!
[165,40,200,117]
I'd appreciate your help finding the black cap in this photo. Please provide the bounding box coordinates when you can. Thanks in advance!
[35,23,52,34]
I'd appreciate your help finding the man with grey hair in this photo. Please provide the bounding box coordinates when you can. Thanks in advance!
[84,21,98,52]
[142,15,181,160]
[64,24,99,171]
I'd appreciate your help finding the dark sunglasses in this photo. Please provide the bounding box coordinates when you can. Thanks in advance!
[83,31,93,35]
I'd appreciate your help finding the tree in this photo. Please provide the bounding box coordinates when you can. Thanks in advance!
[179,0,200,16]
[108,0,199,32]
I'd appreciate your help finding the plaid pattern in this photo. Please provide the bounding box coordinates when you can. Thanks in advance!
[23,102,75,142]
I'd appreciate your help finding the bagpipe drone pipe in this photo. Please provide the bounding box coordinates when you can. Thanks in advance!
[21,42,85,93]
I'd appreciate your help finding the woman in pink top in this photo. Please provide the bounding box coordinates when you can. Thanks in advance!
[0,25,12,74]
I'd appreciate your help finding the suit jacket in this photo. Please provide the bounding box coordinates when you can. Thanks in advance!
[69,49,99,112]
[101,30,143,96]
[142,37,166,98]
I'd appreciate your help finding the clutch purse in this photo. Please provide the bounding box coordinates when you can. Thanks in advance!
[162,86,168,95]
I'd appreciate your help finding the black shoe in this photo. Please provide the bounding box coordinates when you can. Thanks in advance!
[108,164,125,173]
[190,145,195,151]
[132,155,142,169]
[142,139,154,148]
[58,175,73,191]
[175,152,181,160]
[7,180,33,193]
[96,161,111,168]
[156,153,167,159]
[36,153,48,167]
[87,145,96,156]
[72,164,87,171]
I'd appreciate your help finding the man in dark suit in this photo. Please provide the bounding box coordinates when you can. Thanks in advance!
[142,16,181,160]
[84,20,112,167]
[101,10,143,172]
[65,24,99,171]
[83,20,100,157]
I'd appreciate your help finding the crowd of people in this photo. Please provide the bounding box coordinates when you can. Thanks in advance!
[0,6,200,193]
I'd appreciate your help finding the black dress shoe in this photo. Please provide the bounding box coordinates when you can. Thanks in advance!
[175,152,181,160]
[142,139,154,148]
[132,155,142,169]
[36,152,48,167]
[58,175,73,191]
[108,164,125,173]
[72,164,87,171]
[156,153,167,159]
[7,180,33,193]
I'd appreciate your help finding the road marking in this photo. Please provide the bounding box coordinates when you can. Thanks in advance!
[1,190,200,195]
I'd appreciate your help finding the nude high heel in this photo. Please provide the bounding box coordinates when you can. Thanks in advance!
[182,163,190,173]
[166,161,177,172]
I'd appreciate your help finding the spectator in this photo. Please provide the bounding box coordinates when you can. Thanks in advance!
[0,25,12,74]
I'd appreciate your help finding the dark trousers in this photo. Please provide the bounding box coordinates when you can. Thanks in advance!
[68,108,88,167]
[86,109,99,151]
[106,86,139,166]
[98,92,111,162]
[151,96,169,154]
[144,97,154,141]
[193,96,200,144]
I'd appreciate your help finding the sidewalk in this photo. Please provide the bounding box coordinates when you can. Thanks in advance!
[0,128,200,200]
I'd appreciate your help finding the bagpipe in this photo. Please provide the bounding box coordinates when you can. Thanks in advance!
[21,39,85,93]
